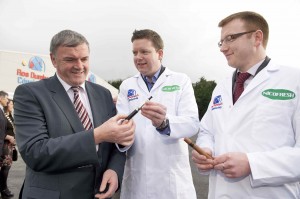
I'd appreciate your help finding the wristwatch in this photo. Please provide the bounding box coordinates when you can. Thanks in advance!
[156,118,169,130]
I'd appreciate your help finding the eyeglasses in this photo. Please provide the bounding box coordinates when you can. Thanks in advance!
[218,30,257,48]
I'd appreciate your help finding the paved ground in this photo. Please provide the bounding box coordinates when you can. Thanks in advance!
[7,136,209,199]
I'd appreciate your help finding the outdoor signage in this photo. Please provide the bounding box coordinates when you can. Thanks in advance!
[0,51,118,98]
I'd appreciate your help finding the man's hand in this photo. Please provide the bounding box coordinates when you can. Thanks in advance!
[94,114,135,146]
[213,152,251,178]
[5,135,15,145]
[95,169,118,199]
[141,101,166,127]
[192,148,214,172]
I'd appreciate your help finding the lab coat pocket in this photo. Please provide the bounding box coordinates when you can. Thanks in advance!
[252,103,294,147]
[120,168,140,199]
[169,155,196,199]
[169,154,190,170]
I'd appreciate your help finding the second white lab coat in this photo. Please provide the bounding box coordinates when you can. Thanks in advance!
[117,68,199,199]
[197,61,300,199]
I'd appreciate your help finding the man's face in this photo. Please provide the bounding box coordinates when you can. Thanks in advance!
[132,39,163,77]
[219,19,257,72]
[0,95,8,107]
[50,43,90,86]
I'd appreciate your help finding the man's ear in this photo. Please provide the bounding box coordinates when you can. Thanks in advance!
[158,49,164,61]
[50,53,57,68]
[254,30,263,47]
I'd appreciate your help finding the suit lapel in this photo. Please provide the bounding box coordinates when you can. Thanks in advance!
[47,75,84,133]
[85,82,106,127]
[85,82,113,158]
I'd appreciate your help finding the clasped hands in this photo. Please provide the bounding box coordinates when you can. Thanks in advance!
[192,148,251,178]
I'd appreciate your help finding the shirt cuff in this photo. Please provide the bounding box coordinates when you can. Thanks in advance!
[115,143,131,152]
[156,124,171,136]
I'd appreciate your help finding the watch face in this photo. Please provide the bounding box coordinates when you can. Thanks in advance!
[161,120,167,128]
[164,119,169,127]
[158,118,168,130]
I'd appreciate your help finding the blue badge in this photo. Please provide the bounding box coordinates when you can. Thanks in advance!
[211,95,222,110]
[127,89,139,101]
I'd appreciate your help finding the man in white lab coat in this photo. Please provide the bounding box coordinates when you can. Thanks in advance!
[192,11,300,198]
[117,29,199,199]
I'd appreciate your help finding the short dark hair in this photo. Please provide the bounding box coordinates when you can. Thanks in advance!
[131,29,164,51]
[0,91,8,98]
[218,11,269,48]
[50,30,90,55]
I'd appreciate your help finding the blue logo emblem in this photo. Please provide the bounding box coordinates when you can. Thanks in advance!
[127,89,139,101]
[28,56,46,72]
[88,74,96,83]
[211,95,223,110]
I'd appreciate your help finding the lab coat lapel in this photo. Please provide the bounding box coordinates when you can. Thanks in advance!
[135,68,171,94]
[224,75,234,104]
[240,61,279,100]
[136,74,150,94]
[151,68,171,92]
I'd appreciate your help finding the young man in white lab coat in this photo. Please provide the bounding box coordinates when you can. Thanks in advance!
[192,11,300,198]
[116,29,199,199]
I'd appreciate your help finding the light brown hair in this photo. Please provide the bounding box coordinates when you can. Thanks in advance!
[218,11,269,48]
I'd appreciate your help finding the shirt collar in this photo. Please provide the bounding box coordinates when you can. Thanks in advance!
[141,66,162,84]
[56,73,86,92]
[238,59,265,76]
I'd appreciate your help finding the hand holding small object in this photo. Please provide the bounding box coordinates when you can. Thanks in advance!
[184,137,213,159]
[118,96,153,124]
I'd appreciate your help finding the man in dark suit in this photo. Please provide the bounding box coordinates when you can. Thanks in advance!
[0,91,8,163]
[14,30,135,199]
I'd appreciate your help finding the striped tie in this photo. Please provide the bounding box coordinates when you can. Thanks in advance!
[72,87,93,130]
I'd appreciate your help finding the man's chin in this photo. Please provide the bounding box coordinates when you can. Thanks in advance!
[137,68,147,75]
[71,78,86,86]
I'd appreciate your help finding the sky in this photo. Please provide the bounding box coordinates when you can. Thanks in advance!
[1,0,300,83]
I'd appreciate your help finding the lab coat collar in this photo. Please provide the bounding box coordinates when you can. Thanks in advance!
[223,60,280,105]
[134,67,173,93]
[236,60,280,104]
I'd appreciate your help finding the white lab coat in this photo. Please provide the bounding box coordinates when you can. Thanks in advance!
[197,61,300,199]
[117,67,199,199]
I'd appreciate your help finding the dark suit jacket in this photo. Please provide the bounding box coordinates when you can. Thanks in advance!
[0,109,7,158]
[14,75,125,199]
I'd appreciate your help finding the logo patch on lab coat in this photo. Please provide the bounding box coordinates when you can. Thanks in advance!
[211,95,222,110]
[162,85,180,92]
[262,89,295,100]
[127,89,139,101]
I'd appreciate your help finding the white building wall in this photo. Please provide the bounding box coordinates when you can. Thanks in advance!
[0,50,118,98]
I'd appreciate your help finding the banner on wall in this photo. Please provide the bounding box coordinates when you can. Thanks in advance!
[0,50,118,98]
